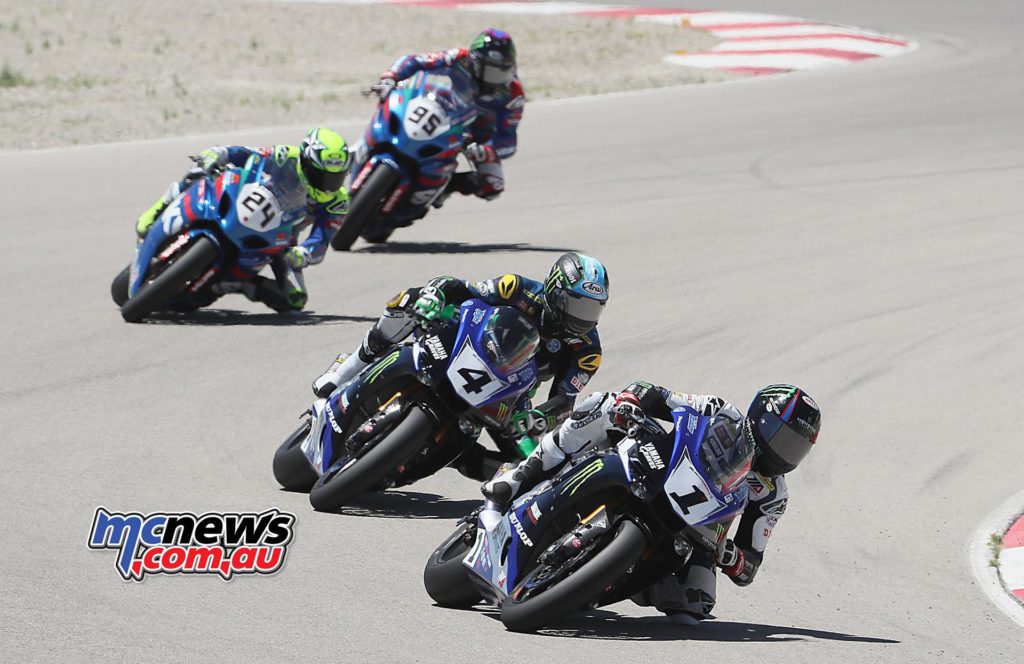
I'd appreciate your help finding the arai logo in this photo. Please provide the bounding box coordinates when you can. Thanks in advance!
[580,281,605,296]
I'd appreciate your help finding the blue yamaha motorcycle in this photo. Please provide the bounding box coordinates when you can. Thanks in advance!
[272,300,540,512]
[111,156,300,322]
[329,72,477,250]
[423,405,754,632]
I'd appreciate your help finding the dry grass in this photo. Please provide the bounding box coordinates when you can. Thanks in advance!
[0,0,730,149]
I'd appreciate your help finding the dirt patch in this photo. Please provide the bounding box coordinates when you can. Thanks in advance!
[0,0,731,150]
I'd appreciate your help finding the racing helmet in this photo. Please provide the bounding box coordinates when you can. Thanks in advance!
[299,128,350,203]
[699,410,754,491]
[469,29,517,92]
[543,252,609,336]
[482,306,540,374]
[745,385,821,476]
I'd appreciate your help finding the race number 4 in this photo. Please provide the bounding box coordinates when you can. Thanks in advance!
[457,367,492,394]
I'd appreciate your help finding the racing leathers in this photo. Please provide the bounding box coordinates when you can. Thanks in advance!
[313,274,603,479]
[136,145,349,311]
[373,48,524,200]
[482,381,789,625]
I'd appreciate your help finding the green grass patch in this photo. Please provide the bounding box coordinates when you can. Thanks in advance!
[0,64,29,88]
[989,533,1003,568]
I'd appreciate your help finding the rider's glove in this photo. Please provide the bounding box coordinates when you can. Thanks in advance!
[284,246,311,270]
[507,408,547,437]
[413,286,445,322]
[717,539,756,586]
[371,74,398,101]
[192,147,228,173]
[464,142,497,164]
[609,391,644,432]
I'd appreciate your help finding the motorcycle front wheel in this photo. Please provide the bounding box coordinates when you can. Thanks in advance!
[120,236,218,323]
[308,405,431,511]
[330,164,401,251]
[500,519,647,633]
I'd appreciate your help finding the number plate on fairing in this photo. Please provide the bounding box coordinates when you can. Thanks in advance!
[403,98,451,140]
[236,183,283,231]
[447,338,506,407]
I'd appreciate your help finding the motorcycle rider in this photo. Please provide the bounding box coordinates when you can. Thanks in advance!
[312,252,609,479]
[367,28,523,203]
[134,128,351,312]
[482,382,822,625]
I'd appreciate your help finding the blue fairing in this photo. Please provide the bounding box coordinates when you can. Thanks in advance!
[668,406,748,526]
[448,299,537,407]
[351,72,477,225]
[128,155,297,299]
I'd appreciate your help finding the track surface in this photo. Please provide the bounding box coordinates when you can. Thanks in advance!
[2,1,1023,661]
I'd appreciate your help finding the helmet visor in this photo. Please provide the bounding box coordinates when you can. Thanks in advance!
[754,411,814,470]
[302,161,346,194]
[548,290,605,335]
[483,309,540,373]
[480,62,516,86]
[699,417,753,489]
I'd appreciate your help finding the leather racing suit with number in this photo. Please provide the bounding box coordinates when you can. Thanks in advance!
[492,381,788,622]
[353,274,602,479]
[377,48,524,199]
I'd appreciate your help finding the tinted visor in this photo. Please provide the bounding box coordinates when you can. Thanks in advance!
[549,290,605,335]
[755,411,814,469]
[482,309,540,373]
[699,417,753,489]
[302,161,346,194]
[480,62,516,86]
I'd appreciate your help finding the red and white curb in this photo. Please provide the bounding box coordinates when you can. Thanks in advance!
[285,0,915,75]
[970,489,1024,628]
[1001,515,1024,605]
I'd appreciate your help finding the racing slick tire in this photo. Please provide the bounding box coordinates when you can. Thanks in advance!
[330,164,401,251]
[120,236,219,323]
[423,521,482,608]
[272,420,317,492]
[308,405,431,511]
[111,265,131,306]
[500,519,647,633]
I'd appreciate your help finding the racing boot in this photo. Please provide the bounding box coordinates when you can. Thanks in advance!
[312,353,361,398]
[136,181,183,238]
[481,430,568,505]
[431,171,480,209]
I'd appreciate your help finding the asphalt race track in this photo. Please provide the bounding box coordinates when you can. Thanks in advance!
[2,1,1023,661]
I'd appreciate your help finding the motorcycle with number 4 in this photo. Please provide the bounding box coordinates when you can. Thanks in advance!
[111,156,297,322]
[329,72,477,250]
[423,405,754,632]
[272,299,540,512]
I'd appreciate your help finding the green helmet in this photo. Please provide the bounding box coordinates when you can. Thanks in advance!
[299,128,350,203]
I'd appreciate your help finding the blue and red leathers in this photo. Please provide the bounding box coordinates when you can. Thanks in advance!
[381,48,524,198]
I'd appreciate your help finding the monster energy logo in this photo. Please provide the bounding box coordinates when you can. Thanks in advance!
[560,458,604,497]
[544,268,564,293]
[760,385,796,398]
[365,350,400,384]
[496,402,509,420]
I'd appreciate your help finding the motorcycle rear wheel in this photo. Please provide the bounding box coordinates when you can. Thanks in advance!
[308,405,431,511]
[120,236,218,323]
[330,165,401,251]
[423,521,481,608]
[500,519,647,633]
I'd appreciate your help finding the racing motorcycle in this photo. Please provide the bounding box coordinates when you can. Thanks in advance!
[272,299,540,512]
[330,72,477,250]
[423,404,754,632]
[111,156,298,322]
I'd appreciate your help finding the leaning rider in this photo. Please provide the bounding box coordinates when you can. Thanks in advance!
[313,252,610,480]
[135,128,350,312]
[482,382,822,625]
[367,28,523,203]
